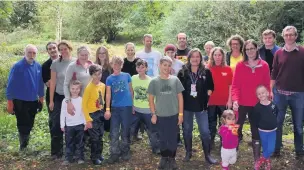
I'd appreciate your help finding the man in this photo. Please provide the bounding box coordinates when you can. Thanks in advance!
[271,26,304,157]
[258,29,280,74]
[6,44,44,151]
[176,33,191,63]
[41,42,60,159]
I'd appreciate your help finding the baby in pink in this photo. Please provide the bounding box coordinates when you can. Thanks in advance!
[218,110,239,170]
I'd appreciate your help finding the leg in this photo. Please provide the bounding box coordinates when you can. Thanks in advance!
[165,115,179,170]
[196,110,217,164]
[64,126,75,162]
[229,149,237,165]
[221,148,230,168]
[157,116,171,170]
[120,106,133,161]
[130,112,140,142]
[182,110,194,161]
[208,106,218,144]
[107,108,120,164]
[236,106,248,142]
[74,125,85,162]
[248,106,261,162]
[141,112,159,153]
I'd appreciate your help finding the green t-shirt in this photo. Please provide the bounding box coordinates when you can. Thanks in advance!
[132,74,151,113]
[147,75,184,117]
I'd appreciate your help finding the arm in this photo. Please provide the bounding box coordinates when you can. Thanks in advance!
[227,68,233,108]
[264,64,271,92]
[205,69,214,95]
[60,100,66,129]
[177,93,184,114]
[270,50,279,92]
[148,94,156,114]
[104,85,112,120]
[41,62,50,84]
[63,63,73,100]
[231,64,241,103]
[82,86,92,122]
[38,66,45,98]
[6,65,17,113]
[49,70,57,110]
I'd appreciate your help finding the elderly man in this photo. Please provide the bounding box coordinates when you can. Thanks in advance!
[271,26,304,157]
[6,44,44,151]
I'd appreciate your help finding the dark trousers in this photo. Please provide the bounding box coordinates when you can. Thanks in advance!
[157,114,178,157]
[65,124,85,161]
[13,99,38,135]
[110,106,132,156]
[49,93,64,157]
[208,105,225,141]
[236,106,260,141]
[87,110,104,160]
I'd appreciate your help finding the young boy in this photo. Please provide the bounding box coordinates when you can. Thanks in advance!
[82,64,106,165]
[148,56,184,170]
[60,80,86,165]
[130,59,160,153]
[105,56,133,164]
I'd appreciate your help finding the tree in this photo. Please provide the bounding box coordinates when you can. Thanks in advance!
[9,1,38,29]
[0,2,13,31]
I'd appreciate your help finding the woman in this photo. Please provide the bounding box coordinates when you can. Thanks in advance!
[122,42,138,76]
[232,39,270,167]
[226,35,245,73]
[208,47,233,148]
[177,48,217,164]
[49,41,75,160]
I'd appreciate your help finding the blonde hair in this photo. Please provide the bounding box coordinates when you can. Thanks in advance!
[125,42,135,50]
[220,110,235,125]
[159,56,173,65]
[208,47,227,67]
[262,29,276,38]
[143,34,153,40]
[69,80,82,92]
[111,56,124,65]
[204,41,215,47]
[77,46,91,55]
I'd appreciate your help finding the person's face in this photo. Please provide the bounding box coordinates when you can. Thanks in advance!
[213,50,223,66]
[283,29,297,46]
[230,40,241,52]
[78,50,89,61]
[256,87,269,102]
[70,85,81,97]
[136,64,147,75]
[159,61,172,75]
[190,51,201,67]
[98,48,107,62]
[262,34,275,47]
[125,45,135,57]
[245,43,258,60]
[58,44,71,58]
[177,33,187,47]
[112,62,122,73]
[47,44,58,58]
[165,50,176,59]
[204,45,213,56]
[25,47,37,63]
[225,117,235,125]
[92,70,102,81]
[143,37,153,48]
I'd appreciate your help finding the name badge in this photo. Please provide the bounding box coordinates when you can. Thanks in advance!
[190,84,197,97]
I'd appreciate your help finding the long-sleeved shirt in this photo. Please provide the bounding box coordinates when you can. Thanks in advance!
[252,102,278,130]
[60,96,85,128]
[6,57,44,101]
[82,81,106,122]
[42,58,53,103]
[219,124,239,149]
[232,60,270,106]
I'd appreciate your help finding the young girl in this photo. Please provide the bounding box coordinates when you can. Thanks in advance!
[219,110,239,170]
[252,85,277,170]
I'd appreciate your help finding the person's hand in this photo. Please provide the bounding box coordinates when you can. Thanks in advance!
[270,91,274,101]
[61,128,65,132]
[151,114,157,124]
[86,121,93,129]
[7,100,14,114]
[178,114,183,125]
[233,101,239,111]
[226,99,232,109]
[45,81,50,87]
[104,111,111,120]
[132,106,135,115]
[49,101,54,111]
[37,97,44,112]
[67,101,75,115]
[207,90,212,96]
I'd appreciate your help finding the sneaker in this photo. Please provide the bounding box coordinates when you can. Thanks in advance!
[158,157,168,170]
[265,159,271,170]
[77,159,85,164]
[61,160,70,166]
[92,159,102,165]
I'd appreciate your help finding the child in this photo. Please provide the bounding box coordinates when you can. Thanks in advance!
[164,44,184,76]
[130,59,160,153]
[218,110,239,170]
[148,56,184,170]
[105,56,134,164]
[82,64,106,165]
[252,85,278,170]
[60,80,86,165]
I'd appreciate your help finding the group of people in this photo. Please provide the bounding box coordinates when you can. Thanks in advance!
[6,25,304,170]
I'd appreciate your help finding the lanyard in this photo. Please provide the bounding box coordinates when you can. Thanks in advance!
[190,71,199,84]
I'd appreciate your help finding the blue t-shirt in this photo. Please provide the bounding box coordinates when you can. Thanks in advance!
[106,72,133,107]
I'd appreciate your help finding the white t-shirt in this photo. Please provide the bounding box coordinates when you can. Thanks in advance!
[136,50,162,77]
[60,96,86,128]
[171,59,184,76]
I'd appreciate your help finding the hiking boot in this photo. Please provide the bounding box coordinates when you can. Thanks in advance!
[121,151,131,161]
[77,159,85,165]
[61,160,70,166]
[106,155,119,164]
[158,157,168,170]
[202,138,217,164]
[92,159,102,165]
[183,152,192,162]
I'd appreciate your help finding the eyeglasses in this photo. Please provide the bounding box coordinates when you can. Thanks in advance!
[284,34,296,37]
[231,43,240,46]
[245,48,256,52]
[98,52,107,55]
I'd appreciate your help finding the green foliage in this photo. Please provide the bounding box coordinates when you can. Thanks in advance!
[9,1,39,29]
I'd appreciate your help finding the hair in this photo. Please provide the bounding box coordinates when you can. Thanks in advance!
[89,64,102,76]
[24,44,38,54]
[135,58,148,68]
[159,56,173,65]
[111,56,124,66]
[125,42,135,50]
[95,46,111,73]
[262,29,276,38]
[204,41,215,47]
[256,85,268,93]
[77,46,91,55]
[208,47,227,67]
[143,34,153,40]
[243,39,259,61]
[69,79,82,91]
[179,48,205,77]
[220,110,236,125]
[176,32,187,40]
[58,40,73,62]
[46,42,57,50]
[282,25,298,37]
[226,34,245,53]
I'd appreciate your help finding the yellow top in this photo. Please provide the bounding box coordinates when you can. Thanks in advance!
[82,81,105,122]
[230,55,243,73]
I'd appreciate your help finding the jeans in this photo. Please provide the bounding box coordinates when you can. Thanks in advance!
[131,111,159,150]
[65,124,84,161]
[259,130,276,159]
[274,91,304,153]
[87,110,104,160]
[110,106,132,156]
[208,105,226,141]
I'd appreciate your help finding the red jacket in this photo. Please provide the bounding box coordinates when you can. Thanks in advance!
[232,59,270,106]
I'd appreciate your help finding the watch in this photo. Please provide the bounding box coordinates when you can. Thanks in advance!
[65,98,71,103]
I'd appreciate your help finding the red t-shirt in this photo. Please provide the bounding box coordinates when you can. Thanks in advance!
[208,65,233,105]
